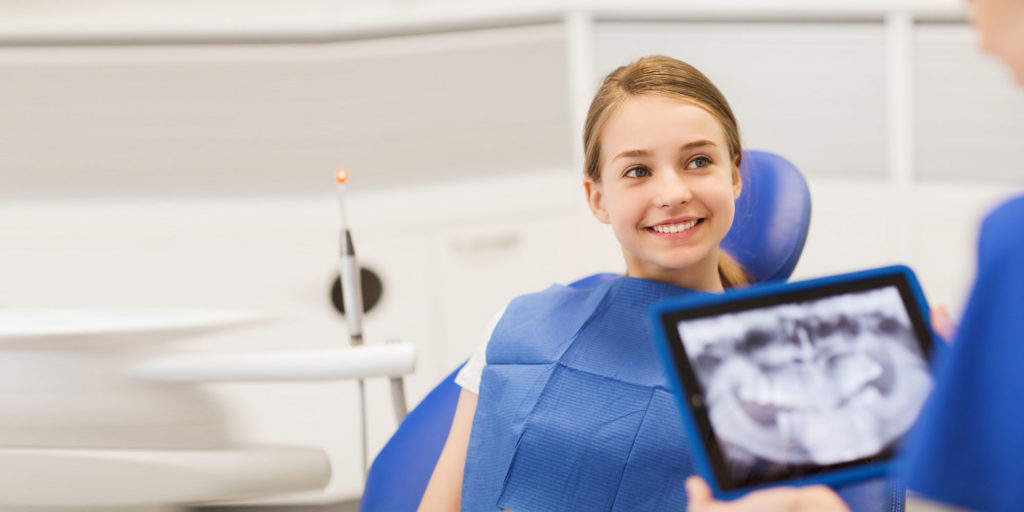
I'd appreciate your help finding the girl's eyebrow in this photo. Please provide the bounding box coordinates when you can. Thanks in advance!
[680,139,716,151]
[610,139,717,162]
[611,149,651,161]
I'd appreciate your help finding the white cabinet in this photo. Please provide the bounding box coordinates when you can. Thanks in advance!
[0,175,592,502]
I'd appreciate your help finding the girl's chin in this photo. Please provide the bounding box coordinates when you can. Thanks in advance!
[629,259,714,279]
[623,244,721,278]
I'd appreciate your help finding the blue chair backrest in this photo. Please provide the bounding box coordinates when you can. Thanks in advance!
[361,365,465,511]
[359,149,811,511]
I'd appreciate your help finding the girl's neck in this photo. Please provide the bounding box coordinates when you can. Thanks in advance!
[622,251,726,293]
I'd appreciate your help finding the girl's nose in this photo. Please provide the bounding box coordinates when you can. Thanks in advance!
[654,170,693,207]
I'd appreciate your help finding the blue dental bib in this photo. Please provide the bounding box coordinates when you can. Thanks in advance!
[462,276,902,511]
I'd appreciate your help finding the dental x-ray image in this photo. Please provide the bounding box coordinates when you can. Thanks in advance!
[676,286,932,484]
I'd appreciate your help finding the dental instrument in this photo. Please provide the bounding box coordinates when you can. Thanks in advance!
[336,168,364,346]
[335,169,409,480]
[336,168,370,478]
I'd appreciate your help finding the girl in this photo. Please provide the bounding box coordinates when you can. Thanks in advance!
[419,55,889,511]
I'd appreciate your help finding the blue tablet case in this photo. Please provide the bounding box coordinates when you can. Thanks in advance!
[649,265,938,500]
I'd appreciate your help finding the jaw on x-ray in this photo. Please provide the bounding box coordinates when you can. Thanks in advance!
[677,286,932,479]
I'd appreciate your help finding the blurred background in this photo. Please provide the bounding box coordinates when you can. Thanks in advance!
[1,0,1023,510]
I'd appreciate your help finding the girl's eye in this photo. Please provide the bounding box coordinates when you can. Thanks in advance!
[624,167,650,178]
[688,156,711,169]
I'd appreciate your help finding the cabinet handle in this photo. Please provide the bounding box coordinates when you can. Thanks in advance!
[449,231,522,253]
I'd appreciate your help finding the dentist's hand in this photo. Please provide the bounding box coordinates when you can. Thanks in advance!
[930,304,957,345]
[685,477,849,512]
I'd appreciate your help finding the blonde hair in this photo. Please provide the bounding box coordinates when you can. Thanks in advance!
[584,55,749,288]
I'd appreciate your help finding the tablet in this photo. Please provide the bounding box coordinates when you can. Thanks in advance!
[649,265,937,499]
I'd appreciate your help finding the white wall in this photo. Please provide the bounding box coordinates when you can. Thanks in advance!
[1,1,1022,505]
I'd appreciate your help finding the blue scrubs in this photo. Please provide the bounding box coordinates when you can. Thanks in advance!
[462,276,902,511]
[902,195,1024,511]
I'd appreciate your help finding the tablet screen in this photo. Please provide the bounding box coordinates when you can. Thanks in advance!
[657,271,934,491]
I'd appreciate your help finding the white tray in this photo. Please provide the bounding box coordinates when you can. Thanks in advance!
[0,309,268,348]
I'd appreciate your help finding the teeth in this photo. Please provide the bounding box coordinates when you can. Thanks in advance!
[773,375,800,407]
[652,219,698,233]
[739,384,757,402]
[777,410,797,441]
[834,355,883,397]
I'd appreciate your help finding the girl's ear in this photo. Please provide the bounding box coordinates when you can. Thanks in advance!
[584,179,611,224]
[731,155,743,200]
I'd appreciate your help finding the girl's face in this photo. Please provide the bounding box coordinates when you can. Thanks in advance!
[585,94,741,292]
[972,0,1024,84]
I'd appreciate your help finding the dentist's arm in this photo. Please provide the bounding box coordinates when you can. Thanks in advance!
[418,389,478,512]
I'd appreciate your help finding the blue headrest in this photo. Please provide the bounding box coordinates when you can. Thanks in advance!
[572,150,810,288]
[721,149,811,283]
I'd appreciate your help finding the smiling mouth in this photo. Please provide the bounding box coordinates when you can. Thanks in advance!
[648,219,703,234]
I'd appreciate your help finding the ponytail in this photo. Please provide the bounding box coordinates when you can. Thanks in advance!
[718,250,749,289]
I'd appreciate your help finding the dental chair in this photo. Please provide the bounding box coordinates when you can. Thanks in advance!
[360,149,812,511]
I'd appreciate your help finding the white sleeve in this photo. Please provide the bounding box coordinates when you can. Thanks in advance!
[454,305,507,395]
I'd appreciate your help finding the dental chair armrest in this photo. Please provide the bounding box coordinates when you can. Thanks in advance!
[127,342,415,383]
